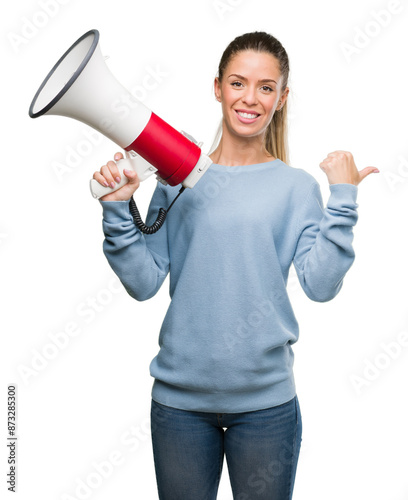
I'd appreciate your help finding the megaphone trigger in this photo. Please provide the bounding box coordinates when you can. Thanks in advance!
[123,150,158,181]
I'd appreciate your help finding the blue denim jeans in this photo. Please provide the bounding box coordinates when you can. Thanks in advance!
[150,395,302,500]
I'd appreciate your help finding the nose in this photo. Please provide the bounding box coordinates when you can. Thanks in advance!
[241,85,258,106]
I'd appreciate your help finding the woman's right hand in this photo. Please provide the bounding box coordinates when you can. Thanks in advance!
[93,152,140,202]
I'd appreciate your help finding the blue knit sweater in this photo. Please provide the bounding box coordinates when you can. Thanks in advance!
[99,159,359,413]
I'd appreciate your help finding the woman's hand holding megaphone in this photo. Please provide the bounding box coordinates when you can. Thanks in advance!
[93,152,140,202]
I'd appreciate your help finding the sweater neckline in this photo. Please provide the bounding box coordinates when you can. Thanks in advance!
[209,159,281,171]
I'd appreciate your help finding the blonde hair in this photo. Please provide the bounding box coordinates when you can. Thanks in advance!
[208,31,290,165]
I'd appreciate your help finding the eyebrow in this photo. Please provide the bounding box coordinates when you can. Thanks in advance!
[227,73,277,84]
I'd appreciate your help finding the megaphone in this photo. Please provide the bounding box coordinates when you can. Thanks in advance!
[28,29,213,233]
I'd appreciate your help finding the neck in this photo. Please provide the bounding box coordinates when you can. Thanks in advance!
[209,126,275,167]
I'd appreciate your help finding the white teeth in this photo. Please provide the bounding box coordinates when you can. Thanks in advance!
[237,111,259,119]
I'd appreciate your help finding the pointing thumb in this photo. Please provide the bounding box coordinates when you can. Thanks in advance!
[359,166,380,183]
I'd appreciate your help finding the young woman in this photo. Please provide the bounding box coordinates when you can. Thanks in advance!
[93,31,378,500]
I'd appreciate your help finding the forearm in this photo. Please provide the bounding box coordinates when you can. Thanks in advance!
[100,199,169,301]
[294,183,358,302]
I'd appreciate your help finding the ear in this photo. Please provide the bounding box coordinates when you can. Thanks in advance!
[278,87,290,109]
[214,77,221,102]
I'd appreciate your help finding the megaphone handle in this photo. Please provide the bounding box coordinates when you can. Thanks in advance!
[89,150,158,199]
[89,150,186,234]
[89,152,130,199]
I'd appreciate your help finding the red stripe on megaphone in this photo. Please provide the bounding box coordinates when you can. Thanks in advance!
[125,112,201,186]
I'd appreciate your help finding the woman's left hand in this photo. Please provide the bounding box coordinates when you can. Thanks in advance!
[319,150,379,186]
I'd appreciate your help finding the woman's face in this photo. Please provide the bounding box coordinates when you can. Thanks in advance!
[214,50,288,140]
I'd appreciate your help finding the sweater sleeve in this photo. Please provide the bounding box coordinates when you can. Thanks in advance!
[293,182,359,302]
[99,182,170,301]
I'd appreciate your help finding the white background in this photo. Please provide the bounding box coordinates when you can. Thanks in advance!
[1,0,408,499]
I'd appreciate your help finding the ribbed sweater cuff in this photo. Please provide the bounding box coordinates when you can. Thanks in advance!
[328,183,358,205]
[99,200,133,222]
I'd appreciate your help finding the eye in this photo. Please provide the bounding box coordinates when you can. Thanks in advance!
[231,81,243,88]
[261,85,273,93]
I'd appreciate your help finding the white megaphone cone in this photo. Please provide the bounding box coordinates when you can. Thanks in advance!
[28,29,212,232]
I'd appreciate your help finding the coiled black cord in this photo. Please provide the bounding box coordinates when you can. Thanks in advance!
[128,186,185,234]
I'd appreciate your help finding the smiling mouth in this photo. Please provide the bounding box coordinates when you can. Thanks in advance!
[235,110,260,119]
